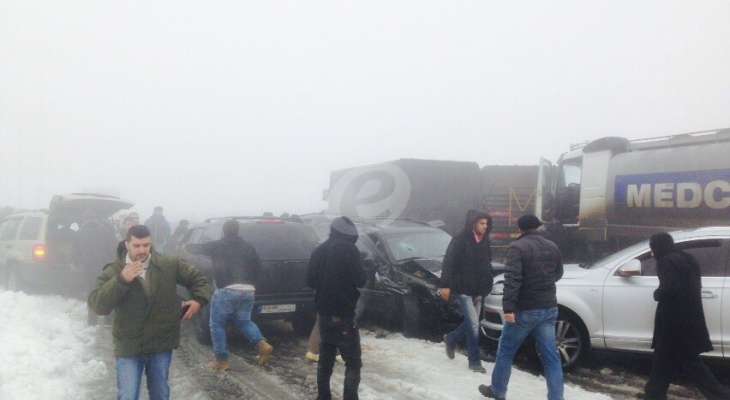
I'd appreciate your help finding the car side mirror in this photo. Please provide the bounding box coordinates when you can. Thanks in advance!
[617,259,642,278]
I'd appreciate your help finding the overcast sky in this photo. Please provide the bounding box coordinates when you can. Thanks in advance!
[1,0,729,221]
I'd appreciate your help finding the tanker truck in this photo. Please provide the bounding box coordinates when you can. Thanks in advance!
[536,127,730,262]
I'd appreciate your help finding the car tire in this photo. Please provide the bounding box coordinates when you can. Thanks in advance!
[553,310,588,370]
[292,311,316,337]
[401,294,421,338]
[194,305,212,345]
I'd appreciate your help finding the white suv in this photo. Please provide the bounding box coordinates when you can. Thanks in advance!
[0,193,132,297]
[482,227,730,369]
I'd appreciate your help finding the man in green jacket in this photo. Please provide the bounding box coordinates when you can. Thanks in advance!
[88,225,212,400]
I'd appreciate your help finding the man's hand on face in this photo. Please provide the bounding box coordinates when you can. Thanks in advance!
[181,300,201,320]
[504,313,516,324]
[120,261,145,283]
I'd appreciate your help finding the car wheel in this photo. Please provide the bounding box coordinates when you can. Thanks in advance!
[554,311,588,370]
[194,305,212,345]
[292,311,316,337]
[401,294,421,338]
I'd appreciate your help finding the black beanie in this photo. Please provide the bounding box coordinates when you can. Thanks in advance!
[518,215,543,231]
[650,232,674,259]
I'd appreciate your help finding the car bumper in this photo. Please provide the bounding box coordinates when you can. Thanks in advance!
[481,294,505,341]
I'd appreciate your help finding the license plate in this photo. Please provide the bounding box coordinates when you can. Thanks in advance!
[260,304,296,314]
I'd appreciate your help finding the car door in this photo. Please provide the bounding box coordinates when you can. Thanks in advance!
[602,238,727,356]
[602,243,658,352]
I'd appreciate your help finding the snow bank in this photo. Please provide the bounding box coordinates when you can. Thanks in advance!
[331,332,613,400]
[0,290,107,400]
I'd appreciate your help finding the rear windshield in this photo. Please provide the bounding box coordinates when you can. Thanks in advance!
[204,222,320,260]
[19,217,43,240]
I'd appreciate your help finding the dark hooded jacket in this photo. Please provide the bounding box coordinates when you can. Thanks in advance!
[502,230,563,314]
[650,235,712,356]
[307,217,367,318]
[186,235,261,289]
[440,210,494,297]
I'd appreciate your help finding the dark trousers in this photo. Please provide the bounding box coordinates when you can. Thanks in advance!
[645,350,729,400]
[317,314,362,400]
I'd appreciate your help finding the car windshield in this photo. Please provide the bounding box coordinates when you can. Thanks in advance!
[237,223,320,260]
[582,240,649,269]
[383,230,452,263]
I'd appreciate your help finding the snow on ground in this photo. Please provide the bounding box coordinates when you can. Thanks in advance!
[0,290,209,400]
[0,290,107,400]
[330,332,613,400]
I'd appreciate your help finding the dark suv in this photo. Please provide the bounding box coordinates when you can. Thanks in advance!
[178,216,320,344]
[300,215,462,338]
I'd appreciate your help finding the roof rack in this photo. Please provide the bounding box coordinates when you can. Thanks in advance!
[569,127,730,152]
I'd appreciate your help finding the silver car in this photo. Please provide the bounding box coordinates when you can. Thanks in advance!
[482,227,730,369]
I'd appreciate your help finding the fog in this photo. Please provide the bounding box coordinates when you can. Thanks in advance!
[2,0,729,221]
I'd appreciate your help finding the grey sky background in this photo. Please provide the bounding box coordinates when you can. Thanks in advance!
[1,0,729,221]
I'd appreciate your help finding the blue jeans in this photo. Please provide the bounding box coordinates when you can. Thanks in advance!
[491,307,564,400]
[446,294,483,368]
[210,288,264,361]
[116,351,172,400]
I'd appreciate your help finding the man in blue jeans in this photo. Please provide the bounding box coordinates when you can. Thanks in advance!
[479,215,564,400]
[439,209,494,373]
[187,219,273,371]
[89,225,212,400]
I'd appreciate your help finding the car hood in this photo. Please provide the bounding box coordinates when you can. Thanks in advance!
[397,258,443,285]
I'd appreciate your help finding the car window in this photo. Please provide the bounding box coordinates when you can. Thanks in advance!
[18,217,43,240]
[0,218,22,241]
[638,239,726,277]
[189,228,205,244]
[383,230,452,262]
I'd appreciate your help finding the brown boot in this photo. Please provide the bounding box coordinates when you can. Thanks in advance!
[208,359,230,372]
[257,340,273,366]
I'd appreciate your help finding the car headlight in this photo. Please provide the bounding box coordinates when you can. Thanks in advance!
[490,281,504,296]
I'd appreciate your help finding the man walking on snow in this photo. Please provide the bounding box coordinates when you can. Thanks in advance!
[88,225,211,400]
[479,215,564,400]
[307,216,367,400]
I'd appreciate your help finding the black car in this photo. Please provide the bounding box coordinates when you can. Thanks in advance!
[177,216,320,344]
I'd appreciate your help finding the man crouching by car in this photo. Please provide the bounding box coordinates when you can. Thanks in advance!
[88,225,212,400]
[307,216,367,400]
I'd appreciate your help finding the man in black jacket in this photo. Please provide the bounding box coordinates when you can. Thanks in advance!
[186,219,273,371]
[440,209,494,373]
[480,215,564,400]
[641,233,730,400]
[307,216,367,400]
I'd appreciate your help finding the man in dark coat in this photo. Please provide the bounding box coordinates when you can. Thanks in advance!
[145,206,171,253]
[440,209,494,373]
[480,214,564,400]
[186,219,273,370]
[641,233,730,400]
[307,216,367,400]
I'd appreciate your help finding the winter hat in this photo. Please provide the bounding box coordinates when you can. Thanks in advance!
[649,232,675,259]
[331,216,358,238]
[517,215,543,231]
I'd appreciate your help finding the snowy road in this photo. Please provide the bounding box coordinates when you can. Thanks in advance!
[1,289,725,400]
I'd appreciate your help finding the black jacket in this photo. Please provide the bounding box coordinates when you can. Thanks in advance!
[441,210,494,297]
[307,228,366,319]
[652,250,712,356]
[187,236,261,289]
[503,231,563,313]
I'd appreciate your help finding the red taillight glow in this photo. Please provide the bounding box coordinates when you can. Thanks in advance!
[32,244,47,262]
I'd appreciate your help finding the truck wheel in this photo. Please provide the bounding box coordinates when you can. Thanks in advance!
[194,305,212,345]
[292,311,316,337]
[401,295,421,338]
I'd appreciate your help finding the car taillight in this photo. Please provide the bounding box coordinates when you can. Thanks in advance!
[32,244,47,262]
